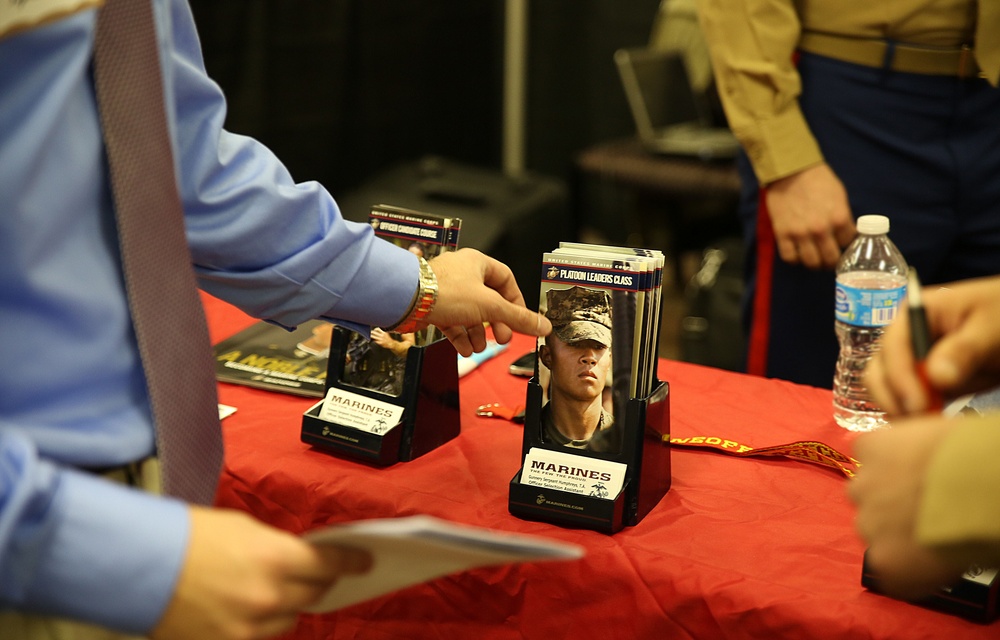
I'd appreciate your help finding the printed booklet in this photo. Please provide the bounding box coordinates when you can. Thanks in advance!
[304,515,583,611]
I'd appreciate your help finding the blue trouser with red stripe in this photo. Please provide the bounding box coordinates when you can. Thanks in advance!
[740,51,1000,389]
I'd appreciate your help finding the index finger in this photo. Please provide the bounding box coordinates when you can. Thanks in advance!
[867,306,926,415]
[479,256,552,341]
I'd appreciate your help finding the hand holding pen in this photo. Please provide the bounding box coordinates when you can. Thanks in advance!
[865,274,1000,416]
[905,268,944,413]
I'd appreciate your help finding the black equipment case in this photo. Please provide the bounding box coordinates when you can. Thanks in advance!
[335,156,569,309]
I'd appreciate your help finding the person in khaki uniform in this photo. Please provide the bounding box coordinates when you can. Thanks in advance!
[698,0,1000,388]
[851,274,1000,598]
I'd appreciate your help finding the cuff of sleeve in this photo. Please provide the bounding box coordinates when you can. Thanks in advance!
[735,107,824,185]
[312,238,420,330]
[22,470,189,634]
[917,419,1000,565]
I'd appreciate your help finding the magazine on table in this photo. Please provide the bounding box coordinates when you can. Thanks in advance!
[212,319,330,397]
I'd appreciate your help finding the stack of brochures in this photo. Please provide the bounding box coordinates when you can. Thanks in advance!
[522,242,664,471]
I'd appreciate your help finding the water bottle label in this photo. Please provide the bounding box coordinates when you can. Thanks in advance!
[834,283,905,327]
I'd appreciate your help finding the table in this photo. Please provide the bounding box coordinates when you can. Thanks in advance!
[204,293,995,639]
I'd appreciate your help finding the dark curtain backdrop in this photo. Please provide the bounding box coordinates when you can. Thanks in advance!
[188,0,661,206]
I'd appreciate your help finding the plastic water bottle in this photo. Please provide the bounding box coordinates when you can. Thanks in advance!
[833,215,908,431]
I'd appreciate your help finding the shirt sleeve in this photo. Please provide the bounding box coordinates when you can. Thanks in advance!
[697,0,824,184]
[0,430,190,633]
[916,417,1000,568]
[162,0,418,331]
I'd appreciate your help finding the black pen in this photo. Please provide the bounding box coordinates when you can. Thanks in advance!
[907,267,943,412]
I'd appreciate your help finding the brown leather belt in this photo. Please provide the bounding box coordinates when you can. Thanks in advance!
[799,31,983,79]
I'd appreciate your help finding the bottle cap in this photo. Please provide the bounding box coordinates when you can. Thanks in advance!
[857,215,889,235]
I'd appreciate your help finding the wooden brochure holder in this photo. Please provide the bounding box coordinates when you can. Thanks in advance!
[508,378,671,534]
[301,326,460,466]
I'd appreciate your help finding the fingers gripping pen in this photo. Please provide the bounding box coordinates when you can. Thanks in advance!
[907,268,944,413]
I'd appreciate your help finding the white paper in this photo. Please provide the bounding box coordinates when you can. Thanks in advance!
[218,404,237,420]
[317,387,404,434]
[961,566,998,587]
[303,515,584,612]
[521,447,626,500]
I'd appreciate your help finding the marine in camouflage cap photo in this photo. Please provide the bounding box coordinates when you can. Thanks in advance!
[545,286,613,348]
[539,286,614,452]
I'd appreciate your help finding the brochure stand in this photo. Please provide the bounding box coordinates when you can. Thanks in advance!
[862,553,1000,623]
[302,327,460,466]
[508,378,671,534]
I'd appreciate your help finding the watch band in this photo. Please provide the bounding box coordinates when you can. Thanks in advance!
[386,256,438,334]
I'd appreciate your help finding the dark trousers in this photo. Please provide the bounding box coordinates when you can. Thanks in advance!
[741,52,1000,388]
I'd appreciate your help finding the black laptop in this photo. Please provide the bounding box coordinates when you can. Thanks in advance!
[614,47,739,161]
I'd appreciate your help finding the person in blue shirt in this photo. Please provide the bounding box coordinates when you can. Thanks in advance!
[0,2,552,639]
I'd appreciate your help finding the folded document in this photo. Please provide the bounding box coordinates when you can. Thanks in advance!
[304,514,584,611]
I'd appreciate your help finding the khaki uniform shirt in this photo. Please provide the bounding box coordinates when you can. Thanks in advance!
[919,418,1000,566]
[697,0,986,184]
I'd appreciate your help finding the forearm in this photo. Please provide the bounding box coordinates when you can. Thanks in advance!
[698,0,823,183]
[0,431,188,633]
[917,416,1000,567]
[164,0,419,331]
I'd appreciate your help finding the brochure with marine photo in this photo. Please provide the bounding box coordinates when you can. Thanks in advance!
[528,242,666,455]
[533,250,645,455]
[511,242,670,532]
[338,204,462,398]
[560,243,665,395]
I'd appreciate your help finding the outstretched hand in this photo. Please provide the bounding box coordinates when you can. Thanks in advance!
[425,248,551,356]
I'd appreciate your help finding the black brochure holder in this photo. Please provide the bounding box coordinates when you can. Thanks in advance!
[508,378,671,534]
[862,553,1000,623]
[301,326,460,466]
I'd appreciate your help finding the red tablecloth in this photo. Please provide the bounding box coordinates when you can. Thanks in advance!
[203,292,994,639]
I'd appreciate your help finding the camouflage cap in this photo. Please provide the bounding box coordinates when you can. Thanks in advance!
[545,286,613,347]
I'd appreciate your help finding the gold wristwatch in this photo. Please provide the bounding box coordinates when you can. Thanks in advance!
[386,257,438,334]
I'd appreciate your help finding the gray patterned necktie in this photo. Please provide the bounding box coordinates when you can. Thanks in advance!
[92,0,223,505]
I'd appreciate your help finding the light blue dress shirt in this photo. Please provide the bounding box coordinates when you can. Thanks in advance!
[0,0,418,632]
